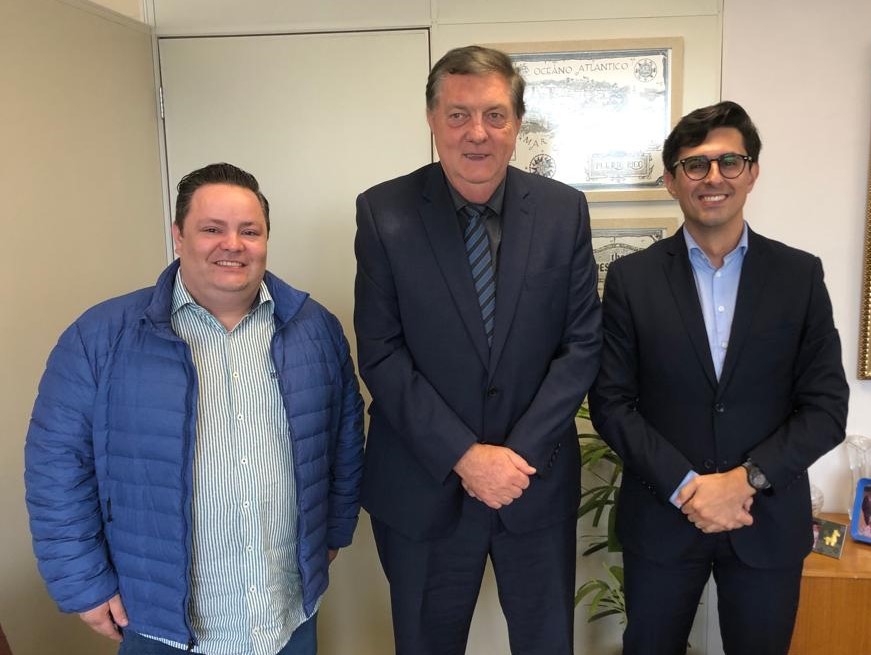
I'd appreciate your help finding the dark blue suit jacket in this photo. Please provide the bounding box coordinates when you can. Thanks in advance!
[589,227,849,568]
[354,163,602,539]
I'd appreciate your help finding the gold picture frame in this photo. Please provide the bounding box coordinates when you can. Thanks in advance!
[487,38,684,202]
[859,162,871,378]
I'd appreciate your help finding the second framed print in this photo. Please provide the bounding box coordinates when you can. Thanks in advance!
[591,216,678,298]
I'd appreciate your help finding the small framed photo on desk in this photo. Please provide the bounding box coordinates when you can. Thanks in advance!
[812,516,848,558]
[849,477,871,545]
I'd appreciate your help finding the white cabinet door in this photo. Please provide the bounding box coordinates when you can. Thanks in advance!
[159,29,432,334]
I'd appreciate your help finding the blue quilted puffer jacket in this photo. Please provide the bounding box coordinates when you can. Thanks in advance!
[24,260,364,645]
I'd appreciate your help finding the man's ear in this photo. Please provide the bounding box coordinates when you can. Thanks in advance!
[664,169,678,198]
[171,223,182,256]
[746,162,760,193]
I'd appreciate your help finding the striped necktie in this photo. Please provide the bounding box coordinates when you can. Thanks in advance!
[463,205,496,346]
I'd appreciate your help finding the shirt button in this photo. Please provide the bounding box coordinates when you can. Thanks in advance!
[715,271,721,278]
[249,585,256,593]
[247,545,253,552]
[717,305,725,312]
[233,371,240,379]
[714,403,725,413]
[240,457,248,465]
[242,501,250,509]
[720,341,728,349]
[252,626,259,634]
[237,413,243,421]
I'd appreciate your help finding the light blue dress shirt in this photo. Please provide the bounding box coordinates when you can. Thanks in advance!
[669,223,749,507]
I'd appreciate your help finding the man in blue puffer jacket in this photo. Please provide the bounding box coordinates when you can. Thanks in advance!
[24,163,365,655]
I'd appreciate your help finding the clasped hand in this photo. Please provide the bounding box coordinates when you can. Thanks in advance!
[677,467,755,533]
[453,443,536,509]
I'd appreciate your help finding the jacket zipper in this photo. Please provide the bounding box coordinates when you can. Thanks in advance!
[181,342,199,650]
[156,326,199,650]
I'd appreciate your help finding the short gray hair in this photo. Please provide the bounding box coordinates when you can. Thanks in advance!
[426,45,526,119]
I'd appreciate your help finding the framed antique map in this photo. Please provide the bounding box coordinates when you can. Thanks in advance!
[489,38,683,202]
[591,217,679,297]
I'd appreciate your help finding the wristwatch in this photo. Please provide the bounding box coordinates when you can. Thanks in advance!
[741,459,771,491]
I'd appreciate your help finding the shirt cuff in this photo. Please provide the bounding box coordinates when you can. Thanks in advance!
[669,470,699,508]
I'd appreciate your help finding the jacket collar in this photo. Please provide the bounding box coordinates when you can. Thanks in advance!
[663,226,771,392]
[718,228,770,392]
[142,259,310,333]
[489,167,533,377]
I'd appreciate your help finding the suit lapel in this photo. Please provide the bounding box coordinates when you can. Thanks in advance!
[488,168,533,376]
[717,228,770,392]
[419,165,490,367]
[664,229,718,389]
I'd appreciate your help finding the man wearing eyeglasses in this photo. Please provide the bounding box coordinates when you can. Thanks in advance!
[589,101,849,655]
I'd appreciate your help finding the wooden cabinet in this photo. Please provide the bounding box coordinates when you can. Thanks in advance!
[789,513,871,654]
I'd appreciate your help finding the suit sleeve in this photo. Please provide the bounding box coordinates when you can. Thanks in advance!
[354,192,478,482]
[588,260,697,503]
[503,193,603,473]
[24,323,118,613]
[747,257,848,489]
[325,314,365,549]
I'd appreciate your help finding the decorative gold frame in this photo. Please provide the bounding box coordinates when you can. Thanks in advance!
[858,162,871,378]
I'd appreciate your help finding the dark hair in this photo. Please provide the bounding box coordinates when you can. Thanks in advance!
[174,162,270,234]
[426,45,526,120]
[662,101,762,172]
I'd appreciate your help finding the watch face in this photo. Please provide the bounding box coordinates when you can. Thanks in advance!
[745,463,769,490]
[743,462,765,489]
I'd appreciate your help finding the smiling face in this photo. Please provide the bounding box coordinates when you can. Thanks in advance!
[665,126,759,244]
[172,183,267,317]
[427,72,521,203]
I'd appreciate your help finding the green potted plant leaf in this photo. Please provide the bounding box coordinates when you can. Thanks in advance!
[576,402,625,623]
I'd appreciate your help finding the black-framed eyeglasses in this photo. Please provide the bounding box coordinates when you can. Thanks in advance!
[672,153,753,181]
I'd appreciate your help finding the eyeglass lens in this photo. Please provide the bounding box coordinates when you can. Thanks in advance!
[682,154,747,180]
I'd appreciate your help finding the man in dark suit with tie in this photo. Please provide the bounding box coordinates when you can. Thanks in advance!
[353,45,602,654]
[589,101,849,655]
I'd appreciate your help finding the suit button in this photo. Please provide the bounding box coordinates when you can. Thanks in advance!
[704,459,715,470]
[714,403,725,413]
[487,387,499,397]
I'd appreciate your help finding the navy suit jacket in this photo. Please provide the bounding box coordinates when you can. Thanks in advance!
[589,227,849,568]
[354,163,602,539]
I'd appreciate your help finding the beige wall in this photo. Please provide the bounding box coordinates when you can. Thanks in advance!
[722,0,871,514]
[90,0,143,21]
[0,0,165,653]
